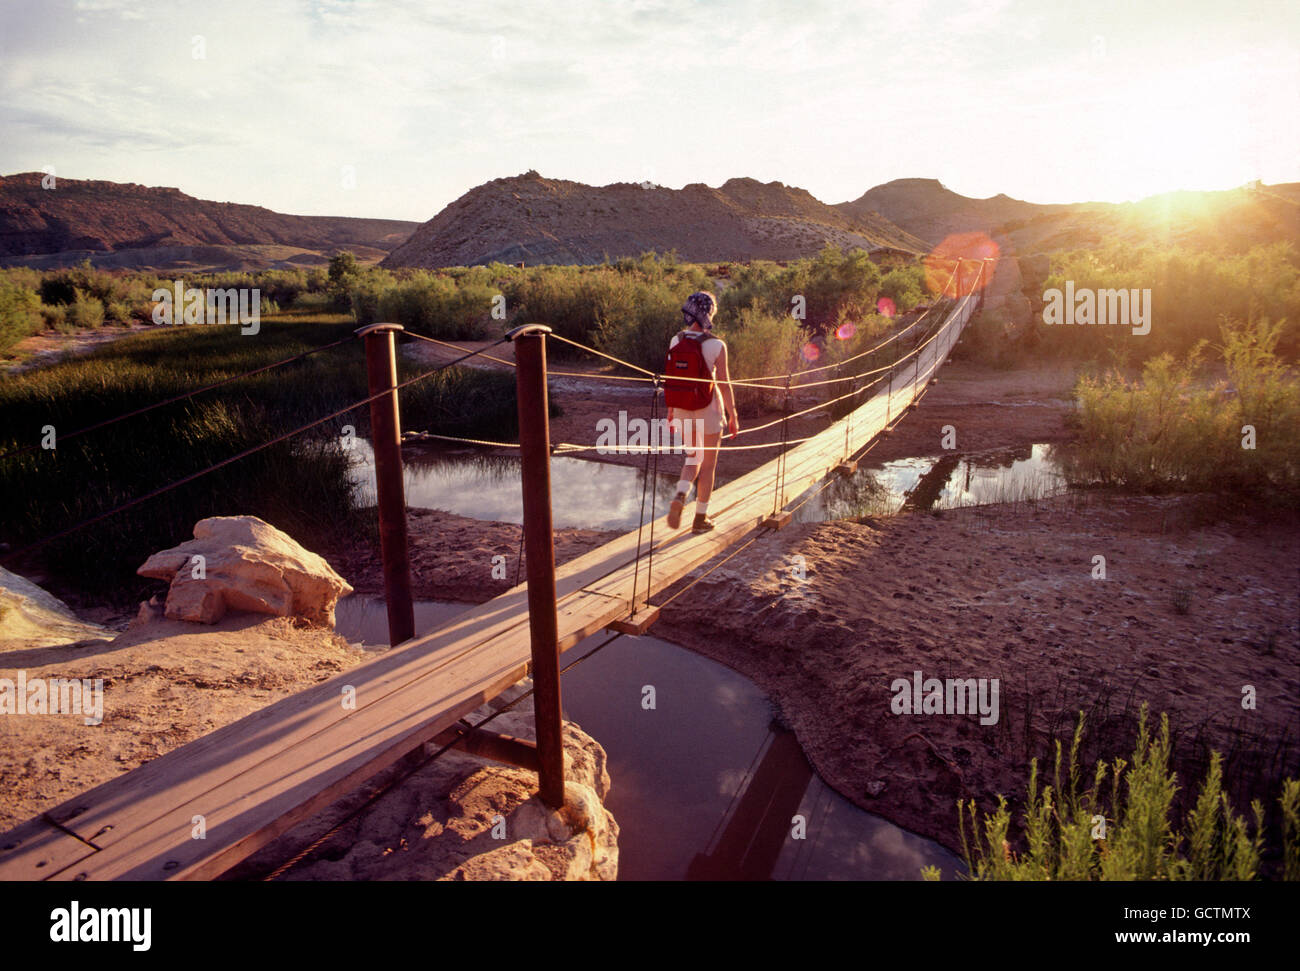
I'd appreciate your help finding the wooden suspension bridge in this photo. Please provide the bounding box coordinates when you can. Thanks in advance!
[0,261,987,881]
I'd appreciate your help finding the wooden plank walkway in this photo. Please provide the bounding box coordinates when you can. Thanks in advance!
[0,289,979,882]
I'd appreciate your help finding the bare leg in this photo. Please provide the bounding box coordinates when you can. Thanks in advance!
[693,431,722,502]
[669,428,720,529]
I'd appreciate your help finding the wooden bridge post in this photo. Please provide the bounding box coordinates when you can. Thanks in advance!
[508,323,566,809]
[357,323,415,646]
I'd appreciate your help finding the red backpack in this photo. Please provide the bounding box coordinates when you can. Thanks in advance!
[664,331,716,410]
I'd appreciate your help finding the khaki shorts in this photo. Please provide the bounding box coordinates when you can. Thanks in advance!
[671,397,724,464]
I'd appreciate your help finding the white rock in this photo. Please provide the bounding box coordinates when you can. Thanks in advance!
[137,516,353,627]
[0,566,109,650]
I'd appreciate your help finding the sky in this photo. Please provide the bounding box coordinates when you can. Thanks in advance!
[1,0,1297,221]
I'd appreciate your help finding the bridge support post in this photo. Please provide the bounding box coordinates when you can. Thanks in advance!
[358,323,415,647]
[510,324,566,809]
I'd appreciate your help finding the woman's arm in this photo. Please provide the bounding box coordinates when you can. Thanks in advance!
[715,342,740,438]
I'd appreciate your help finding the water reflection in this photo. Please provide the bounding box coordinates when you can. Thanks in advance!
[559,633,964,881]
[794,444,1069,522]
[347,440,679,531]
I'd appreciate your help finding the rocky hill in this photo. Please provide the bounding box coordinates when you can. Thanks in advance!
[0,173,418,271]
[837,178,1083,246]
[383,171,930,268]
[838,177,1300,253]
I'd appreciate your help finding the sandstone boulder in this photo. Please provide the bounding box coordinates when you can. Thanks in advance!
[138,516,353,627]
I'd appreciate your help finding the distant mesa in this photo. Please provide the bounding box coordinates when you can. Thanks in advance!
[0,172,419,272]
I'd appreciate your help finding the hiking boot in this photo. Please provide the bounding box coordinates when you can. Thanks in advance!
[667,492,687,529]
[692,513,716,534]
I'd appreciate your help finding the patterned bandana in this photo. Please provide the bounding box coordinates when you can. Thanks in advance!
[682,291,718,331]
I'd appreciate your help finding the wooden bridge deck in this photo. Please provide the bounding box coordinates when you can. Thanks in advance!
[0,290,978,882]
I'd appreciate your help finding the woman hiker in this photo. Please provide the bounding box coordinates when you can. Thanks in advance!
[665,291,740,533]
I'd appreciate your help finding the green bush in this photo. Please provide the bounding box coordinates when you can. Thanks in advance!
[67,290,105,329]
[0,278,44,354]
[719,304,806,411]
[879,266,926,313]
[1039,241,1300,364]
[1066,318,1300,496]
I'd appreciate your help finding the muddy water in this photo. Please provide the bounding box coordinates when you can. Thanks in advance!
[335,596,964,881]
[348,441,677,531]
[794,443,1069,522]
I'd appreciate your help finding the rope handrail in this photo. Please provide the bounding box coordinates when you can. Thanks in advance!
[0,334,355,463]
[527,261,966,392]
[403,281,978,455]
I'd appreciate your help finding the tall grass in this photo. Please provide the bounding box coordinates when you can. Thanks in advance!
[927,706,1296,881]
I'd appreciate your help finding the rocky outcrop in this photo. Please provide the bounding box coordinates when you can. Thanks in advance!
[137,516,353,627]
[232,678,620,882]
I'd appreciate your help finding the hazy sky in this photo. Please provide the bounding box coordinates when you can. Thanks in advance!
[2,0,1297,220]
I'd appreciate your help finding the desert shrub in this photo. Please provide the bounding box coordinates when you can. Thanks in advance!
[104,300,133,324]
[40,303,68,332]
[327,251,362,310]
[720,304,806,411]
[927,706,1290,881]
[67,290,105,329]
[1066,318,1300,496]
[589,275,682,373]
[879,265,926,312]
[305,266,329,292]
[257,269,308,308]
[1038,241,1300,364]
[0,277,44,354]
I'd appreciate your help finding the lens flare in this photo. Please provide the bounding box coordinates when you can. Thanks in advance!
[924,232,1000,296]
[801,341,821,362]
[876,296,896,318]
[835,321,856,341]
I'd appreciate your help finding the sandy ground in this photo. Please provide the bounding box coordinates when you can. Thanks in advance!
[3,323,153,374]
[652,494,1300,857]
[0,612,363,833]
